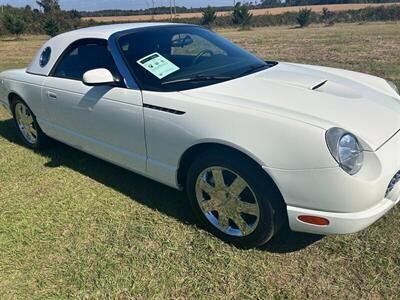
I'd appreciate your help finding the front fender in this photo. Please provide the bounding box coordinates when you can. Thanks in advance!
[142,90,337,189]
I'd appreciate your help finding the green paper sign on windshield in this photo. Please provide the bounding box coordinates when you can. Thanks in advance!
[137,52,180,79]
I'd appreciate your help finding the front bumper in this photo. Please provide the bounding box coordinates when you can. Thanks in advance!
[287,192,399,235]
[264,129,400,235]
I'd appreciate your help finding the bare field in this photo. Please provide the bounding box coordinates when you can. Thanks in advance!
[83,3,400,22]
[0,22,399,298]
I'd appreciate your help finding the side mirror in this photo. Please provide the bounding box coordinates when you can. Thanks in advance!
[82,68,116,86]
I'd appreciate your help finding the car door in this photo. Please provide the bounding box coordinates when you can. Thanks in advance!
[41,39,147,173]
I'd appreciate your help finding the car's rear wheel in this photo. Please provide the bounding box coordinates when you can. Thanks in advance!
[186,151,286,248]
[11,97,50,149]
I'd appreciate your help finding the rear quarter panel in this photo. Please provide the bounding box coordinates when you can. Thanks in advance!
[0,76,10,113]
[0,69,47,118]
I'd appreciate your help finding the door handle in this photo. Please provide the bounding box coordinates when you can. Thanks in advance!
[47,91,57,99]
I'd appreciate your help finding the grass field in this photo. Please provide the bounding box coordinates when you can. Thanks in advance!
[82,3,400,22]
[0,22,399,299]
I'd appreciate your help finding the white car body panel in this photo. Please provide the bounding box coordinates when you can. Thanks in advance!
[181,62,400,150]
[142,89,335,182]
[0,23,399,236]
[0,69,46,116]
[40,76,147,174]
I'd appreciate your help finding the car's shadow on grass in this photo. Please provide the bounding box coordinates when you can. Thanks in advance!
[260,223,323,253]
[0,118,323,253]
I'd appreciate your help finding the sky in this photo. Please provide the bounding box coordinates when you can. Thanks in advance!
[0,0,244,11]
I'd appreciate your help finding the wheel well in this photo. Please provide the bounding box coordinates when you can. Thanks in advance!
[177,143,273,189]
[177,143,288,231]
[8,92,21,108]
[8,93,34,117]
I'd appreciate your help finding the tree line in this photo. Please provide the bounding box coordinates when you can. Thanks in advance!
[0,0,91,36]
[199,2,400,28]
[0,0,399,36]
[260,0,399,8]
[79,0,400,17]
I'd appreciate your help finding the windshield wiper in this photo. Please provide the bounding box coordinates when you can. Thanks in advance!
[234,64,269,79]
[161,75,232,85]
[161,64,268,85]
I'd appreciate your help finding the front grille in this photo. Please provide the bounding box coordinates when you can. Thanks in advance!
[386,170,400,197]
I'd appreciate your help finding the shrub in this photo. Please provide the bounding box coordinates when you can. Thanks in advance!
[36,0,60,14]
[261,0,281,8]
[321,7,329,21]
[2,14,25,36]
[321,7,334,26]
[201,6,217,27]
[43,17,59,36]
[232,2,253,29]
[296,8,312,27]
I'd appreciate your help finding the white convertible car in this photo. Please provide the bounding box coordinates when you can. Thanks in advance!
[0,23,399,248]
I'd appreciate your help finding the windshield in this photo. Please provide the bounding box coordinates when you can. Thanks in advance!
[117,25,275,91]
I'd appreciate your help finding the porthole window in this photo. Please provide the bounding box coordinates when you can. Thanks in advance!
[39,47,51,68]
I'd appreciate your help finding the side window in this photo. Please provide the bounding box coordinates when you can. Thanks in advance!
[53,41,120,81]
[171,33,226,57]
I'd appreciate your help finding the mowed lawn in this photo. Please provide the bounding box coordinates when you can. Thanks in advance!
[0,22,399,299]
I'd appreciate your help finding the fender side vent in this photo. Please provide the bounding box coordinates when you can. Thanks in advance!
[144,103,185,115]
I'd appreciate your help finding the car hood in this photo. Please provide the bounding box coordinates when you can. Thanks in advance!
[181,62,400,150]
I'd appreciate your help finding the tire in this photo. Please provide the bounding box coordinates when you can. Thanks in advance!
[186,151,286,249]
[11,96,51,149]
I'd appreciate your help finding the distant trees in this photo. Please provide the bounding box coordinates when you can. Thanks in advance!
[262,0,400,7]
[1,2,400,36]
[0,4,84,37]
[200,2,254,30]
[232,2,253,29]
[36,0,60,14]
[296,8,312,27]
[43,17,59,36]
[321,7,335,26]
[36,0,62,36]
[260,0,282,8]
[2,14,25,36]
[201,6,217,27]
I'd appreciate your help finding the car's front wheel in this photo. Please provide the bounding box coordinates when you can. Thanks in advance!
[11,97,50,149]
[186,151,286,248]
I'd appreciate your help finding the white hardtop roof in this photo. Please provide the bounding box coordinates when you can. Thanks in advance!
[58,22,178,40]
[27,23,187,76]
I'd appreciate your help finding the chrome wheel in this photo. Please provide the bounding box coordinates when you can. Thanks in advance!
[195,167,260,237]
[15,102,38,144]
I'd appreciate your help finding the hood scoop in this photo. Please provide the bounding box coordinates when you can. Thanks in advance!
[312,80,328,90]
[257,69,362,98]
[313,80,362,98]
[256,70,329,90]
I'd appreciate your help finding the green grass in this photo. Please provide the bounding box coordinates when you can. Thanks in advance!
[0,23,399,299]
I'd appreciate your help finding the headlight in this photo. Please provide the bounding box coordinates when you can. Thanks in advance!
[326,127,364,175]
[387,80,399,95]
